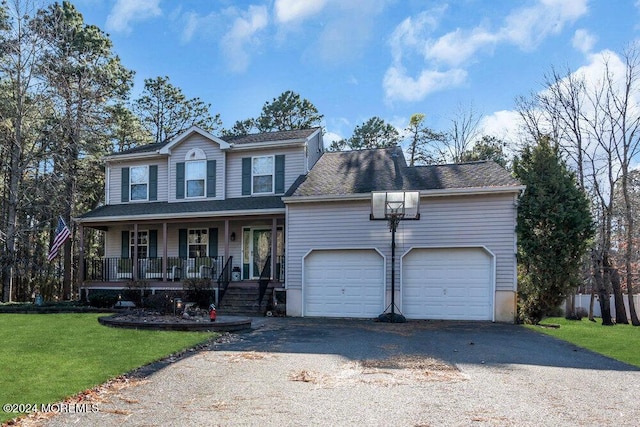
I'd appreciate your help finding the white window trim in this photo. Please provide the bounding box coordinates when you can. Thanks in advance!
[185,160,206,199]
[130,230,149,259]
[130,165,149,201]
[188,228,209,258]
[251,155,275,195]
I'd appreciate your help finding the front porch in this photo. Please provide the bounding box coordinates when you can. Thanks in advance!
[77,214,286,308]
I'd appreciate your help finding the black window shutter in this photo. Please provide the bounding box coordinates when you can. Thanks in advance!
[149,165,158,201]
[176,162,185,199]
[149,230,157,258]
[206,160,216,197]
[208,228,218,257]
[241,157,251,195]
[178,229,187,258]
[275,155,285,193]
[121,167,129,202]
[121,230,129,258]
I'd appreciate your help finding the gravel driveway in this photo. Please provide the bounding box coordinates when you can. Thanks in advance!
[26,318,640,427]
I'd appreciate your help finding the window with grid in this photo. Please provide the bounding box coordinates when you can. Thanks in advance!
[188,229,208,258]
[252,156,274,194]
[186,160,206,198]
[130,166,148,201]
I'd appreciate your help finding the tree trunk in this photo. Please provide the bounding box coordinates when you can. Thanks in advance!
[594,254,614,325]
[607,259,628,324]
[588,289,595,322]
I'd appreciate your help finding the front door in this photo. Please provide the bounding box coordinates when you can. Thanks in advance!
[251,229,271,279]
[242,227,284,280]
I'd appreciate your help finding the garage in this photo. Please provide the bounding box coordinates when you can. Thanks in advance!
[303,249,385,318]
[401,247,494,320]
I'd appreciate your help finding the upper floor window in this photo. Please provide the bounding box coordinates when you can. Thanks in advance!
[252,156,274,194]
[186,160,206,198]
[130,166,148,201]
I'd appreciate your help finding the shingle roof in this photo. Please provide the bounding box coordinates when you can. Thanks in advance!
[112,141,169,155]
[225,128,320,145]
[109,128,320,156]
[287,147,521,197]
[78,197,285,222]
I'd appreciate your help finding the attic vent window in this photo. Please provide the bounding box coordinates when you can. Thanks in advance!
[185,148,206,161]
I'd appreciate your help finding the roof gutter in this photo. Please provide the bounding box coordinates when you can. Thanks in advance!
[282,185,526,204]
[76,207,286,225]
[105,151,165,162]
[230,140,307,150]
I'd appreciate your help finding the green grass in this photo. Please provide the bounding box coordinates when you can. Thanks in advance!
[526,317,640,367]
[0,313,216,423]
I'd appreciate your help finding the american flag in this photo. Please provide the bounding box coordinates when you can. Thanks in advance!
[47,216,71,262]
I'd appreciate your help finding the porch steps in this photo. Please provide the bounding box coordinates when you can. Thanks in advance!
[217,281,282,316]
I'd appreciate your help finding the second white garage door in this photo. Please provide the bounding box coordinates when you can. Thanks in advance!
[304,249,384,318]
[402,247,493,320]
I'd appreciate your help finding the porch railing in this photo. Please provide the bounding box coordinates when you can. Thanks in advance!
[257,255,271,308]
[217,256,233,306]
[83,256,224,282]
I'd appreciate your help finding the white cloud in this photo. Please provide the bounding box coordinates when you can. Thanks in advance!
[179,10,220,44]
[220,5,269,73]
[389,8,445,64]
[383,65,467,103]
[500,0,587,50]
[274,0,328,24]
[383,0,589,103]
[572,29,596,54]
[426,27,498,67]
[480,110,523,144]
[106,0,162,34]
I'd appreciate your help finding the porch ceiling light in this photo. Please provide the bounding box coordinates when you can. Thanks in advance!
[370,191,420,323]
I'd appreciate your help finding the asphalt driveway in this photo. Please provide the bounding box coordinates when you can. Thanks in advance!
[32,318,640,426]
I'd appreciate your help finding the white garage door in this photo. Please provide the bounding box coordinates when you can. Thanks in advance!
[304,249,384,318]
[402,248,493,320]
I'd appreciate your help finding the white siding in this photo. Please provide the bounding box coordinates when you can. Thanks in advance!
[225,147,306,198]
[285,194,518,293]
[107,159,168,205]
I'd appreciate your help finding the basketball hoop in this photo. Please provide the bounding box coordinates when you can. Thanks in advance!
[370,191,420,322]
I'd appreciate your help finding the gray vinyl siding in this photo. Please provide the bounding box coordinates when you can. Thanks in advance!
[168,133,225,202]
[306,131,324,171]
[285,193,518,292]
[226,146,306,198]
[107,159,168,205]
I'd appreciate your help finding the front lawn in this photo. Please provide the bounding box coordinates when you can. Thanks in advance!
[527,317,640,368]
[0,313,216,423]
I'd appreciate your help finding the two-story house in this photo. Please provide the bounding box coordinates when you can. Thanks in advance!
[77,126,524,322]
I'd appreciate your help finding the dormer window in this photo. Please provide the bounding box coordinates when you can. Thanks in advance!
[252,156,274,194]
[186,160,206,198]
[130,166,148,201]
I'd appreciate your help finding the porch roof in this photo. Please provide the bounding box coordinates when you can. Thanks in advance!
[77,196,285,224]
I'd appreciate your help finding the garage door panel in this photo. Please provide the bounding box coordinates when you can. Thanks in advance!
[402,248,493,321]
[304,250,384,318]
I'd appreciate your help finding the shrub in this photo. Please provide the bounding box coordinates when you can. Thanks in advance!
[88,292,119,308]
[142,293,175,315]
[183,278,214,308]
[123,280,149,304]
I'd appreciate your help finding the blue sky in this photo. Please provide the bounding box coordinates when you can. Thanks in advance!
[72,0,639,146]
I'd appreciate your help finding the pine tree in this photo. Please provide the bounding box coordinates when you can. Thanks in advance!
[513,137,594,324]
